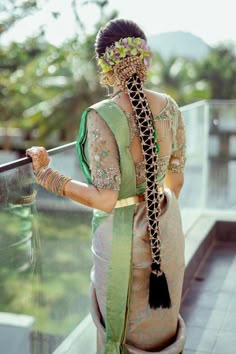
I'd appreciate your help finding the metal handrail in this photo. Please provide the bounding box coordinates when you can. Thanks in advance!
[180,99,236,112]
[1,98,236,173]
[0,141,76,173]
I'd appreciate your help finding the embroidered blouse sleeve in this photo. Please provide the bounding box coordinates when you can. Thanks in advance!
[86,109,121,191]
[168,109,186,173]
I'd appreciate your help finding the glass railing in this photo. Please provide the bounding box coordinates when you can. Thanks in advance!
[179,99,236,211]
[0,99,235,354]
[0,143,93,354]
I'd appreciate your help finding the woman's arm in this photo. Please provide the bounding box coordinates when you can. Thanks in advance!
[26,110,121,213]
[77,109,121,212]
[165,109,186,199]
[63,180,118,213]
[25,147,119,213]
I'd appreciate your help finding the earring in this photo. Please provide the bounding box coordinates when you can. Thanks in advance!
[107,74,115,86]
[100,72,115,87]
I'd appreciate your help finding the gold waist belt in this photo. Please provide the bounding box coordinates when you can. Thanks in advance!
[115,186,164,209]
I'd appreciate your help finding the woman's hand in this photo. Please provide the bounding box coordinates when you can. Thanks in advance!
[26,146,50,173]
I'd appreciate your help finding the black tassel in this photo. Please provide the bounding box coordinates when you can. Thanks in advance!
[148,266,171,309]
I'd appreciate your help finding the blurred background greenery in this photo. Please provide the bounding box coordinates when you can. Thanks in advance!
[0,0,235,150]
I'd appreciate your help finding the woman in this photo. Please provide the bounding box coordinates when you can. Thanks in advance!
[27,18,186,354]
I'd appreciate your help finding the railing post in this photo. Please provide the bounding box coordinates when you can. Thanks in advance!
[0,312,34,354]
[201,101,210,210]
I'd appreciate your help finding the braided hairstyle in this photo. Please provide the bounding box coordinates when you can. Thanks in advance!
[95,18,171,309]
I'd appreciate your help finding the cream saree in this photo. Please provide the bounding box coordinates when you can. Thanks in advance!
[90,189,186,354]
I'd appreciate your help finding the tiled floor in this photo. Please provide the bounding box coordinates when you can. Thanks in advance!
[180,242,236,354]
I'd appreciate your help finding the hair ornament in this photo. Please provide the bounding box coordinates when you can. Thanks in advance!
[97,37,152,73]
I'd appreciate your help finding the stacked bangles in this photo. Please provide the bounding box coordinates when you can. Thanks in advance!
[34,167,72,196]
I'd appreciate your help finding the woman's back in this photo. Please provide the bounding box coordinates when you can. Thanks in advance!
[112,89,172,165]
[86,90,186,191]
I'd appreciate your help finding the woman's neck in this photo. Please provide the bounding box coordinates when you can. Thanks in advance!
[112,84,122,95]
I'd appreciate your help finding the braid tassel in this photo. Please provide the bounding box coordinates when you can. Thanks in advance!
[149,264,171,309]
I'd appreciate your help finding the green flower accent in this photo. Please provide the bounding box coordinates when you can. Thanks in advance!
[130,48,138,56]
[153,131,160,153]
[97,36,152,73]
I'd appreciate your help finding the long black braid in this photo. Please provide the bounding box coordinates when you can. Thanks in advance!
[126,73,171,309]
[96,20,171,307]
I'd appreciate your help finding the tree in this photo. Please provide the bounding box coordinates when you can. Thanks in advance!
[0,0,38,37]
[147,52,200,106]
[196,44,236,99]
[147,43,236,105]
[0,0,118,150]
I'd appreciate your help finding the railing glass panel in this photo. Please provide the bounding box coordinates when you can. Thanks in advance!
[0,145,93,353]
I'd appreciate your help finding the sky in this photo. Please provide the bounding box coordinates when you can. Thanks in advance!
[1,0,236,47]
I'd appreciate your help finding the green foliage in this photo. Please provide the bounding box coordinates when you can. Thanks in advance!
[147,52,200,105]
[0,0,117,148]
[196,44,236,99]
[1,1,235,148]
[148,43,236,105]
[0,35,99,145]
[0,0,38,36]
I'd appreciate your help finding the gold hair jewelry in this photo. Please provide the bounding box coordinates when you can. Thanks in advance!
[100,72,115,87]
[113,55,147,91]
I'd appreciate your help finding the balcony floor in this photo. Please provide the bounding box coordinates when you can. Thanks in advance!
[181,241,236,354]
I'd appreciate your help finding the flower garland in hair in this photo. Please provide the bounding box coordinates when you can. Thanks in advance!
[97,37,152,73]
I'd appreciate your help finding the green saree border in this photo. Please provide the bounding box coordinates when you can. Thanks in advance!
[76,99,137,353]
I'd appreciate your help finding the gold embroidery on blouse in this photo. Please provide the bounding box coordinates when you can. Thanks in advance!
[86,95,186,191]
[87,110,121,191]
[135,155,171,182]
[167,107,186,173]
[92,167,121,190]
[135,161,146,181]
[168,151,186,173]
[126,112,140,142]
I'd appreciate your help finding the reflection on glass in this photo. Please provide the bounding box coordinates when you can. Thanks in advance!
[179,101,236,210]
[0,151,93,353]
[179,104,206,209]
[0,164,35,270]
[207,102,236,208]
